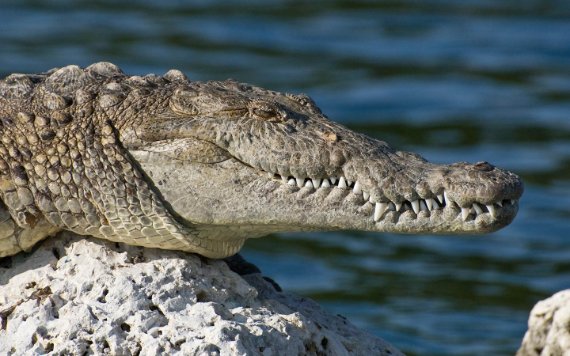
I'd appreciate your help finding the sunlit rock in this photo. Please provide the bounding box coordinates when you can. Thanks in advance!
[0,232,401,355]
[518,289,570,356]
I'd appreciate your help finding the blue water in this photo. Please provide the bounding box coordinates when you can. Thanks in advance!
[1,1,569,354]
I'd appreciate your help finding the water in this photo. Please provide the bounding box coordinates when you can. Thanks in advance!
[1,1,569,354]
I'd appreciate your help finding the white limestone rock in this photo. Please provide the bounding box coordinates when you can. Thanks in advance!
[0,232,401,355]
[518,289,570,356]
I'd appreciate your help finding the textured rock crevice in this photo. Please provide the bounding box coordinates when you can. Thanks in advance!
[0,232,401,355]
[518,290,570,356]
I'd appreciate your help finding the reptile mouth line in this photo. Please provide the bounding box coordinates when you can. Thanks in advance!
[266,172,518,223]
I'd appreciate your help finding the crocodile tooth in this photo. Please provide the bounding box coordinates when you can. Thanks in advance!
[347,179,353,186]
[353,181,362,194]
[473,203,484,215]
[321,179,331,188]
[304,180,314,189]
[287,178,296,186]
[363,191,370,200]
[395,202,402,211]
[437,194,444,205]
[487,204,497,218]
[281,175,289,184]
[338,177,347,189]
[411,200,420,214]
[420,200,428,212]
[461,207,470,221]
[312,178,322,189]
[426,198,435,211]
[330,177,338,184]
[296,177,304,188]
[496,201,503,207]
[443,192,453,206]
[374,202,389,222]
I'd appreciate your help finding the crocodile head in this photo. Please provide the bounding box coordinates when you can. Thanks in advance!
[125,77,523,248]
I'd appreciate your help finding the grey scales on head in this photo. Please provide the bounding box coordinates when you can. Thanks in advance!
[0,63,523,259]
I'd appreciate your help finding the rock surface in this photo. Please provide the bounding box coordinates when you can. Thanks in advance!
[0,232,401,355]
[518,289,570,356]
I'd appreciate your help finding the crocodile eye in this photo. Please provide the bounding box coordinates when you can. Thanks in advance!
[249,101,288,122]
[474,161,495,171]
[252,107,277,119]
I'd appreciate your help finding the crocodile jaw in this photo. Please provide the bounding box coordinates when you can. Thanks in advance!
[130,140,523,239]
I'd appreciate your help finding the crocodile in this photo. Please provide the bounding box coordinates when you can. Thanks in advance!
[0,62,523,259]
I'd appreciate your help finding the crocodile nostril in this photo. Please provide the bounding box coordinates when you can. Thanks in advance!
[474,161,494,171]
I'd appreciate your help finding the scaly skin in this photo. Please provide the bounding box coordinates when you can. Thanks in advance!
[0,63,523,258]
